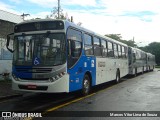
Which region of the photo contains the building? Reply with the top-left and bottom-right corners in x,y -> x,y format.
0,10 -> 23,78
0,9 -> 23,59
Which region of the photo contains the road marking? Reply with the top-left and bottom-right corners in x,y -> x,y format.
43,83 -> 118,116
43,93 -> 96,115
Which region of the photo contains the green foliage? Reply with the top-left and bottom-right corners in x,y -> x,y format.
48,6 -> 70,21
155,66 -> 160,68
139,42 -> 160,65
105,34 -> 122,41
105,34 -> 137,47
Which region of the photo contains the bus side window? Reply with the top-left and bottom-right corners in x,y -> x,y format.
125,47 -> 128,58
118,45 -> 122,58
84,34 -> 94,56
114,43 -> 118,58
133,53 -> 136,62
122,46 -> 125,58
94,37 -> 101,56
70,41 -> 81,57
101,39 -> 107,57
107,41 -> 114,57
67,28 -> 82,69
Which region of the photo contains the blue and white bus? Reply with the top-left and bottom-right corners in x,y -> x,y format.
6,19 -> 128,95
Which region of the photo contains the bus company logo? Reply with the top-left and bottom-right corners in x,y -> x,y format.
34,57 -> 40,65
2,112 -> 11,118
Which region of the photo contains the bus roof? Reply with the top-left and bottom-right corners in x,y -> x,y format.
16,19 -> 128,47
64,20 -> 128,47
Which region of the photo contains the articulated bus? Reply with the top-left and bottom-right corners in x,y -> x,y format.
146,53 -> 156,71
6,19 -> 129,95
128,47 -> 156,76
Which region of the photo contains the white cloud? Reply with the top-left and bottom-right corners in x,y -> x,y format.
63,0 -> 97,6
100,0 -> 160,15
9,0 -> 21,4
27,0 -> 97,7
65,7 -> 160,46
27,0 -> 57,8
0,1 -> 21,15
1,0 -> 160,46
63,0 -> 160,46
25,11 -> 50,19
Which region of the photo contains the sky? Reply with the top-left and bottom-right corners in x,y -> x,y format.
1,0 -> 160,46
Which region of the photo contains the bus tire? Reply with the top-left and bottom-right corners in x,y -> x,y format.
149,66 -> 150,71
134,68 -> 137,77
151,66 -> 154,71
142,67 -> 144,74
81,74 -> 91,96
115,70 -> 120,83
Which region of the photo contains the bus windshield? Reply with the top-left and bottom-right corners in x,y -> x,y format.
13,33 -> 66,66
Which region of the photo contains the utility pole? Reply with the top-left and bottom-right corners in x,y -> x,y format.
50,0 -> 63,19
58,0 -> 60,19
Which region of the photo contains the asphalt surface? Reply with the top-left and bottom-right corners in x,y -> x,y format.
0,69 -> 160,120
48,70 -> 160,111
0,80 -> 24,100
42,69 -> 160,120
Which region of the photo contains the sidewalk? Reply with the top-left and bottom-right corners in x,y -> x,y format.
0,80 -> 23,100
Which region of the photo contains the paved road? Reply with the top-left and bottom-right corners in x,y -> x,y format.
0,69 -> 160,120
43,69 -> 160,120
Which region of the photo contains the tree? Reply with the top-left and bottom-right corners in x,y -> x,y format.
140,42 -> 160,65
105,34 -> 122,41
47,0 -> 70,20
50,7 -> 64,20
105,34 -> 137,47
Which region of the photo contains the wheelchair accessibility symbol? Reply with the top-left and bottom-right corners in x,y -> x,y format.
34,57 -> 40,65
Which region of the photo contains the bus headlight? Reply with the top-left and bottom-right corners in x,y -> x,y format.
49,77 -> 56,82
49,72 -> 66,82
12,74 -> 20,81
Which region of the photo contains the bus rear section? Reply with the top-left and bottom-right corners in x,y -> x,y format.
146,53 -> 156,71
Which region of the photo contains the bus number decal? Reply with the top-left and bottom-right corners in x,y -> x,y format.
84,62 -> 87,67
91,60 -> 95,67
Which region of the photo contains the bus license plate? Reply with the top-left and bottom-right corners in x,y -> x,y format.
27,85 -> 37,89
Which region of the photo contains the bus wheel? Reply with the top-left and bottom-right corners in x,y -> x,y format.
134,68 -> 137,77
142,67 -> 144,74
115,70 -> 120,83
82,74 -> 91,96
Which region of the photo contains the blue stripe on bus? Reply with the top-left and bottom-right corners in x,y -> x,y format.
68,55 -> 96,92
12,66 -> 32,79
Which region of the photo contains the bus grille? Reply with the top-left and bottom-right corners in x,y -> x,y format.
15,67 -> 52,73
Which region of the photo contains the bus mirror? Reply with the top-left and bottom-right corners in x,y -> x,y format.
6,33 -> 14,53
6,35 -> 10,46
